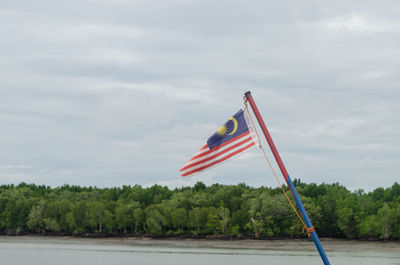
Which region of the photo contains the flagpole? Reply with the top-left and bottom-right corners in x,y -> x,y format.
244,91 -> 331,265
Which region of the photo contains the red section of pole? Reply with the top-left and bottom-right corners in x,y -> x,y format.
244,91 -> 289,183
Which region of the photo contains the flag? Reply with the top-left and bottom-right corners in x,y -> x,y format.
180,109 -> 259,177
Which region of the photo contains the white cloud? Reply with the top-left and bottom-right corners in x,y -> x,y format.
2,165 -> 33,169
319,13 -> 400,32
0,0 -> 399,191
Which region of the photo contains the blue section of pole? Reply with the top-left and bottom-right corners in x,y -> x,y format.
286,176 -> 331,265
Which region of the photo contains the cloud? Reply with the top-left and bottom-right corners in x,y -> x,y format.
2,165 -> 33,169
319,13 -> 400,32
0,1 -> 399,191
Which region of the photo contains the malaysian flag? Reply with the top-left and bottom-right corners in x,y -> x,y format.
180,109 -> 259,177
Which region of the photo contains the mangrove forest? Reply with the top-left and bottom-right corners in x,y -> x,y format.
0,181 -> 399,240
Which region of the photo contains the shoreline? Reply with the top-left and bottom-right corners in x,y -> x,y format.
1,231 -> 398,242
1,235 -> 399,252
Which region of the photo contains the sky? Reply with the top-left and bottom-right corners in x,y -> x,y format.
0,0 -> 399,191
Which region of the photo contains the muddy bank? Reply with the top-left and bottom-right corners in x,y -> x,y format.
1,235 -> 399,252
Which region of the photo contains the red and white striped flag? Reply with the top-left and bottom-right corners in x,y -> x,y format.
180,109 -> 259,177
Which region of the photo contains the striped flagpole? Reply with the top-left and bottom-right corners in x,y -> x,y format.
244,91 -> 331,265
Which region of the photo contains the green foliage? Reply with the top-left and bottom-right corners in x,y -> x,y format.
145,205 -> 166,235
44,218 -> 60,232
27,202 -> 45,233
0,181 -> 399,239
190,207 -> 210,233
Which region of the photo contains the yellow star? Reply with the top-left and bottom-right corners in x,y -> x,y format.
217,125 -> 228,137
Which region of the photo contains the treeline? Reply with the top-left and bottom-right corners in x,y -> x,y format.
0,181 -> 399,240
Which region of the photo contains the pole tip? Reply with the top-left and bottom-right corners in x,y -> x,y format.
244,91 -> 251,97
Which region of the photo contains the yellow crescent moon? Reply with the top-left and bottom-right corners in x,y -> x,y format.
228,117 -> 238,135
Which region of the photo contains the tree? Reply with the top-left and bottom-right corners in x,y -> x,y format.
72,201 -> 89,233
27,202 -> 46,233
190,207 -> 209,233
377,203 -> 396,240
44,218 -> 60,232
0,181 -> 399,240
133,208 -> 145,233
65,212 -> 76,232
115,202 -> 130,233
247,196 -> 265,238
57,199 -> 73,231
145,205 -> 166,235
316,185 -> 345,237
115,201 -> 141,233
170,208 -> 187,233
205,207 -> 219,234
5,197 -> 32,232
89,201 -> 107,232
219,207 -> 230,235
103,210 -> 115,232
359,215 -> 379,238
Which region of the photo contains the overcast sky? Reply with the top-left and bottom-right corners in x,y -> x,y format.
1,1 -> 399,191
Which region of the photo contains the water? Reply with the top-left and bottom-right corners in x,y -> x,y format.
1,237 -> 399,265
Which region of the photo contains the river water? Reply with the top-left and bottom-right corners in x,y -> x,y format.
1,237 -> 399,265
